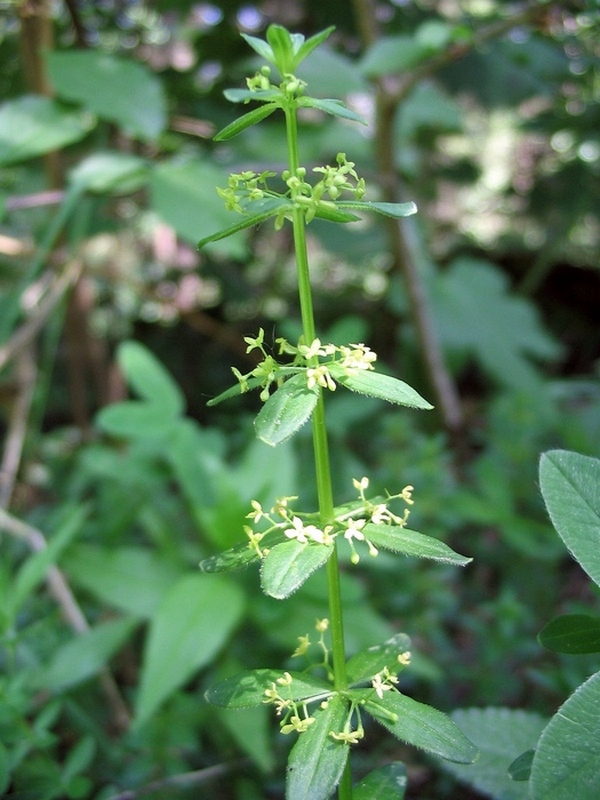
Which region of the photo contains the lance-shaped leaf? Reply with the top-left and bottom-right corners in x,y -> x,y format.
206,669 -> 333,709
354,762 -> 407,800
206,377 -> 264,407
214,103 -> 279,141
298,96 -> 367,124
198,202 -> 289,249
261,540 -> 333,599
199,541 -> 259,574
359,690 -> 478,764
240,32 -> 275,64
294,26 -> 336,69
255,374 -> 319,446
538,613 -> 600,655
223,88 -> 282,103
336,200 -> 417,219
346,633 -> 412,685
329,366 -> 433,410
313,204 -> 361,224
363,524 -> 471,566
267,25 -> 296,74
287,693 -> 350,800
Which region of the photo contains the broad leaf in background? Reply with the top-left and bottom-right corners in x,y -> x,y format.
0,95 -> 94,166
134,574 -> 244,727
432,257 -> 561,390
62,545 -> 184,618
116,340 -> 185,415
69,152 -> 149,194
539,450 -> 600,585
440,708 -> 547,799
151,158 -> 246,256
45,50 -> 166,141
530,670 -> 600,800
38,616 -> 139,691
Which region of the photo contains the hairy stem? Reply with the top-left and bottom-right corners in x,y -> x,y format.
285,103 -> 352,799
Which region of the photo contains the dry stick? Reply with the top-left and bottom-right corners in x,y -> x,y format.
0,346 -> 37,509
0,507 -> 132,732
351,0 -> 551,440
103,760 -> 250,800
352,0 -> 463,437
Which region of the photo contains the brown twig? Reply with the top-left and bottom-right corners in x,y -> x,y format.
0,346 -> 37,509
352,0 -> 464,437
0,260 -> 82,373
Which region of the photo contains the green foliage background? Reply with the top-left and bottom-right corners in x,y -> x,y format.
0,1 -> 599,798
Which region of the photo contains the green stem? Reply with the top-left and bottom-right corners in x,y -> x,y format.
285,102 -> 352,799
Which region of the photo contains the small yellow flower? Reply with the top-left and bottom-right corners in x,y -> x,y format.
281,715 -> 315,735
315,618 -> 329,633
329,728 -> 364,744
401,485 -> 415,505
398,651 -> 411,666
292,634 -> 311,657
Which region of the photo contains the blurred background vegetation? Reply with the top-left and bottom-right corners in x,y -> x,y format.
0,0 -> 599,798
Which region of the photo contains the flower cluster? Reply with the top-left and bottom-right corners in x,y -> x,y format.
216,150 -> 366,226
244,475 -> 416,565
230,329 -> 378,402
263,671 -> 317,734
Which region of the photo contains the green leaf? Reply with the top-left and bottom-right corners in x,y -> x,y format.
314,205 -> 361,224
335,200 -> 418,218
206,377 -> 265,407
61,736 -> 96,786
359,36 -> 430,77
206,669 -> 333,708
346,633 -> 412,685
509,749 -> 534,781
441,708 -> 547,800
539,450 -> 600,586
286,693 -> 350,800
261,540 -> 333,599
354,762 -> 407,800
539,614 -> 600,654
329,366 -> 433,410
151,158 -> 248,255
0,741 -> 9,796
298,97 -> 367,124
45,50 -> 166,141
223,88 -> 282,103
294,26 -> 336,70
134,574 -> 245,727
116,341 -> 184,416
63,544 -> 184,618
38,616 -> 139,691
240,33 -> 275,64
0,95 -> 94,166
362,690 -> 478,763
95,401 -> 177,439
200,541 -> 260,573
214,103 -> 279,141
267,25 -> 295,74
254,374 -> 319,446
432,258 -> 561,390
363,524 -> 471,566
530,670 -> 600,800
197,204 -> 289,249
68,151 -> 148,194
